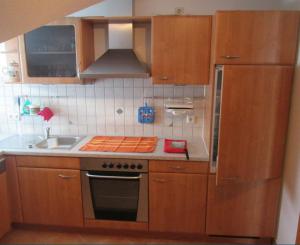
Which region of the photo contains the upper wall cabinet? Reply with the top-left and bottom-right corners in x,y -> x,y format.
214,11 -> 300,65
19,18 -> 94,83
152,16 -> 212,85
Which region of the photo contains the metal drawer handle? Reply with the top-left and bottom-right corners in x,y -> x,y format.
170,165 -> 185,170
159,76 -> 169,80
153,178 -> 167,183
58,174 -> 77,179
221,55 -> 240,59
86,173 -> 142,180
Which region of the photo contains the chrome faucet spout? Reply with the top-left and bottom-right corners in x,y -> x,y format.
45,127 -> 51,139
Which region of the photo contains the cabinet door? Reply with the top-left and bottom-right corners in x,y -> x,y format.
215,11 -> 299,65
152,16 -> 211,85
217,65 -> 293,184
18,167 -> 83,227
206,175 -> 281,237
149,172 -> 207,234
5,156 -> 23,223
297,216 -> 300,244
19,18 -> 94,83
0,171 -> 11,239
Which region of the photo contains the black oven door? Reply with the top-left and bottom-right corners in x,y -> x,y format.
81,171 -> 148,222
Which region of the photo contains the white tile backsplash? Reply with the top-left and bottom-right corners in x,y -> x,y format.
0,78 -> 206,140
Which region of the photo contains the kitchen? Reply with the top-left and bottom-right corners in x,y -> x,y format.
0,0 -> 300,244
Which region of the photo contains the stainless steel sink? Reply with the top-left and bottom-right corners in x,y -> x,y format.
35,136 -> 83,150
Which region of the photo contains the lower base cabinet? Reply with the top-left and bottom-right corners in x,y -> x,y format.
149,172 -> 207,234
0,171 -> 11,239
18,167 -> 83,227
206,175 -> 281,237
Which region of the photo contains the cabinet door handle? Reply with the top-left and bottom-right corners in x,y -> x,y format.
58,174 -> 76,179
159,76 -> 169,80
153,178 -> 168,183
169,165 -> 185,170
221,176 -> 239,182
221,55 -> 240,59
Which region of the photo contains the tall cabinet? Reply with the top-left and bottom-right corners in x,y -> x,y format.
207,11 -> 300,238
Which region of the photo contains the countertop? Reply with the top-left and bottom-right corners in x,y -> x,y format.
0,134 -> 209,162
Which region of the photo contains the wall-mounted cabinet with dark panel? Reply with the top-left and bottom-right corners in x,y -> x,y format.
19,18 -> 94,83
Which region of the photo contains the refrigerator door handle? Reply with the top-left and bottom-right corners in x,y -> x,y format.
210,65 -> 224,173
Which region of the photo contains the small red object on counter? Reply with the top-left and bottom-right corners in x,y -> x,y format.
164,139 -> 189,159
164,139 -> 189,160
164,139 -> 187,153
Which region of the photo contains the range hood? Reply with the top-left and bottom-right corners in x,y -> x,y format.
79,20 -> 149,79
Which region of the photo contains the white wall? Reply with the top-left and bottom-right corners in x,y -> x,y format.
70,0 -> 300,17
0,0 -> 101,42
134,0 -> 300,16
70,0 -> 132,17
276,39 -> 300,244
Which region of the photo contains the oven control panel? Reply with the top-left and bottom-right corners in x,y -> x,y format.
80,158 -> 148,173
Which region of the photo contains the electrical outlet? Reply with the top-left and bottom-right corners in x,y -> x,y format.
8,113 -> 20,121
116,107 -> 124,115
175,7 -> 184,15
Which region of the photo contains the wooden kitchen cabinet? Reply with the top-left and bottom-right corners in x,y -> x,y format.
149,172 -> 207,234
0,168 -> 11,239
297,216 -> 300,244
19,18 -> 94,83
152,16 -> 211,84
16,156 -> 80,169
206,175 -> 281,237
18,167 -> 83,227
217,65 -> 293,185
214,11 -> 300,65
5,156 -> 23,223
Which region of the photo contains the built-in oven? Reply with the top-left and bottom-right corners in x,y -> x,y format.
81,158 -> 148,223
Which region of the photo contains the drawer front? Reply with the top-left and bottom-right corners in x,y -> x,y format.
16,156 -> 80,169
149,160 -> 208,174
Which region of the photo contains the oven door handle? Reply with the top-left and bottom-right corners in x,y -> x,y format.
86,173 -> 142,180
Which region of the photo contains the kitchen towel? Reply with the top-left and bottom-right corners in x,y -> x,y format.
38,107 -> 54,121
80,136 -> 158,153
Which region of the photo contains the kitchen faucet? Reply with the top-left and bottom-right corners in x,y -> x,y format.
45,127 -> 51,139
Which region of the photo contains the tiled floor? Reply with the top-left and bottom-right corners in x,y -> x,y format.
0,228 -> 198,244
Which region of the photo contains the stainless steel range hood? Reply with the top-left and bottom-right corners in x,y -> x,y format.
79,21 -> 149,79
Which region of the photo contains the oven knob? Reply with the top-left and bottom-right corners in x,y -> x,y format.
109,163 -> 114,168
116,164 -> 122,169
130,164 -> 136,169
102,163 -> 108,168
123,164 -> 129,169
137,164 -> 143,169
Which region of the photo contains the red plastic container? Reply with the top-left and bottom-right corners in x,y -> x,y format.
164,139 -> 187,153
